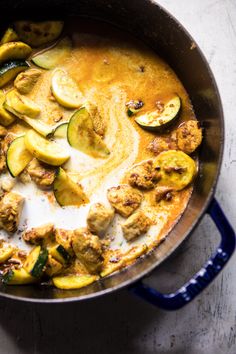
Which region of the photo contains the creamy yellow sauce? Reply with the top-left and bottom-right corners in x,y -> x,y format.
1,19 -> 195,274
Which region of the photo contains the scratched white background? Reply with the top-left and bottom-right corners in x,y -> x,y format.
0,0 -> 235,353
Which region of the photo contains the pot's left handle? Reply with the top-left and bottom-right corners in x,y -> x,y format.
129,198 -> 236,310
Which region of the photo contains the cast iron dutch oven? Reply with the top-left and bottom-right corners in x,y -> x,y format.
0,0 -> 235,310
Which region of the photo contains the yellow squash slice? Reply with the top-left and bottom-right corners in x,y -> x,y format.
5,90 -> 41,118
0,42 -> 32,65
67,108 -> 110,158
154,150 -> 197,190
24,130 -> 70,166
1,28 -> 19,44
7,135 -> 32,177
3,268 -> 36,285
32,37 -> 72,69
14,21 -> 64,47
52,274 -> 98,290
0,60 -> 29,88
51,68 -> 84,108
0,90 -> 15,126
0,246 -> 14,263
53,167 -> 89,207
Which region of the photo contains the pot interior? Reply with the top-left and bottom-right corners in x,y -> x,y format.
0,0 -> 223,302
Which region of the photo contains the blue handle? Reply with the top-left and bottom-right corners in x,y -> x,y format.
130,198 -> 236,310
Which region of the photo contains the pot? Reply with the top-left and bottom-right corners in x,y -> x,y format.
0,0 -> 235,309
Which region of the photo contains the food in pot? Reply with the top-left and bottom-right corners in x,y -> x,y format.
0,19 -> 203,290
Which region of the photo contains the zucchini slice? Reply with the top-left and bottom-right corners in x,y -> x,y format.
5,90 -> 41,118
32,37 -> 72,69
23,245 -> 48,278
0,90 -> 15,126
14,21 -> 64,47
135,96 -> 181,130
3,267 -> 36,285
54,122 -> 68,138
52,274 -> 99,290
154,150 -> 197,190
24,130 -> 70,166
51,68 -> 84,108
126,100 -> 144,117
54,167 -> 89,207
0,246 -> 14,263
49,244 -> 70,264
6,135 -> 32,177
67,108 -> 110,158
1,28 -> 19,44
45,255 -> 63,277
0,42 -> 31,65
0,60 -> 29,88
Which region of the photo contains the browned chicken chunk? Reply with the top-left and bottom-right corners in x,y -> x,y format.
128,160 -> 161,190
154,186 -> 173,202
27,158 -> 56,188
174,120 -> 202,154
107,184 -> 143,217
0,192 -> 24,233
72,228 -> 104,273
14,68 -> 42,94
23,223 -> 54,244
121,210 -> 152,241
147,136 -> 177,155
0,125 -> 7,137
55,228 -> 74,256
0,133 -> 15,173
87,203 -> 114,235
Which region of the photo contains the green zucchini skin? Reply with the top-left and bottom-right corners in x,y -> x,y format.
56,245 -> 70,262
0,60 -> 29,87
2,269 -> 14,284
24,246 -> 48,278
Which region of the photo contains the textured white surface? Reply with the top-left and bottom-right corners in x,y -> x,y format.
0,1 -> 235,353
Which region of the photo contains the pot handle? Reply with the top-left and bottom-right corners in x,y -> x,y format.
129,198 -> 236,310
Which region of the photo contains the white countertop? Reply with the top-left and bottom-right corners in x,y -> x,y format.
0,1 -> 235,353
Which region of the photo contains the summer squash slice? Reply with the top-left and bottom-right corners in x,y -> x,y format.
154,150 -> 197,190
4,90 -> 41,118
24,130 -> 70,166
0,42 -> 32,65
7,135 -> 32,177
0,60 -> 29,88
0,90 -> 16,126
3,268 -> 36,285
51,68 -> 84,108
53,167 -> 89,207
52,274 -> 99,290
49,244 -> 70,265
54,122 -> 68,138
135,95 -> 181,131
67,107 -> 110,158
0,246 -> 14,263
24,245 -> 48,278
14,21 -> 64,47
0,28 -> 19,44
32,37 -> 72,69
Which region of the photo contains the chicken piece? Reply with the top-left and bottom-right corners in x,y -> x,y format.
147,136 -> 177,155
45,254 -> 63,277
27,158 -> 56,188
0,192 -> 24,233
121,210 -> 152,241
86,101 -> 107,137
107,185 -> 143,217
0,133 -> 15,173
14,68 -> 42,94
87,203 -> 114,235
23,223 -> 55,245
0,174 -> 16,192
128,160 -> 161,190
174,120 -> 202,154
18,169 -> 31,184
72,228 -> 104,274
55,228 -> 74,256
154,186 -> 173,202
